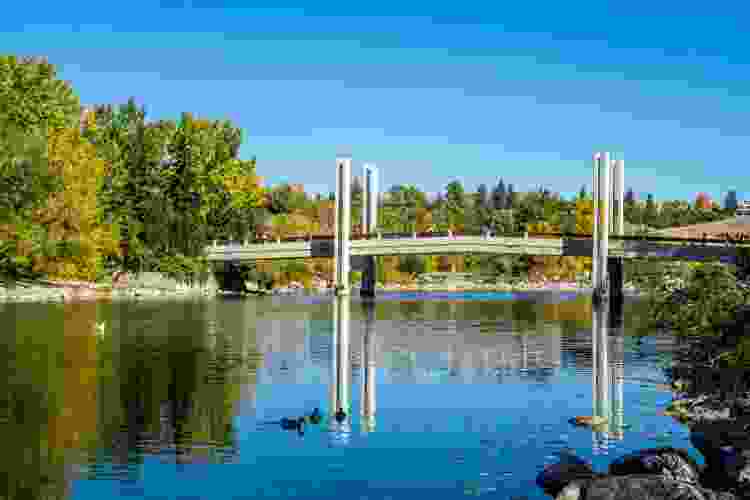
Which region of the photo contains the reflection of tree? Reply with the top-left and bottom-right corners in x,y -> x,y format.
0,304 -> 85,500
96,301 -> 255,470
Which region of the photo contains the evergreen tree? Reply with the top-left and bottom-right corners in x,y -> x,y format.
476,183 -> 489,209
725,190 -> 739,211
644,193 -> 658,224
624,187 -> 636,205
505,183 -> 514,210
579,184 -> 587,200
492,179 -> 506,210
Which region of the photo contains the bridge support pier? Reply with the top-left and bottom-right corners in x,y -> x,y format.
608,256 -> 624,312
592,153 -> 625,307
361,258 -> 377,297
334,156 -> 352,296
592,152 -> 610,304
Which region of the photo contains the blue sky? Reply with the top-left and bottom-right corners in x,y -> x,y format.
4,1 -> 749,202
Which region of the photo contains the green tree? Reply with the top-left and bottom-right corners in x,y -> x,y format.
0,56 -> 83,283
269,184 -> 291,214
445,180 -> 465,230
505,183 -> 516,210
398,254 -> 424,278
644,194 -> 658,226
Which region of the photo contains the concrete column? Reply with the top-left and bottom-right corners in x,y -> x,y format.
593,152 -> 610,302
361,163 -> 378,298
608,158 -> 625,307
334,157 -> 352,296
592,153 -> 600,291
360,300 -> 377,434
329,295 -> 352,444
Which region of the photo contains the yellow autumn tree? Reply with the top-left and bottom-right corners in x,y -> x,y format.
574,198 -> 595,277
31,112 -> 119,282
415,207 -> 432,232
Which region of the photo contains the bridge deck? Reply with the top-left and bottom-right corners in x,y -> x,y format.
205,235 -> 750,262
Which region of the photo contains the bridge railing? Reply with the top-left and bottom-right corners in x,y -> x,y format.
209,230 -> 749,247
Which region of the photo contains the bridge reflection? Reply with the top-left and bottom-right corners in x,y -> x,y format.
256,295 -> 627,449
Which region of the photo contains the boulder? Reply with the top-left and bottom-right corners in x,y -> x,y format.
556,474 -> 737,500
536,451 -> 598,498
607,447 -> 701,485
690,421 -> 750,494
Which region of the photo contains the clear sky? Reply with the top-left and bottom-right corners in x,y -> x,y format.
4,1 -> 749,202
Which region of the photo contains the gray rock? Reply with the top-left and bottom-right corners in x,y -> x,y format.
557,475 -> 737,500
536,451 -> 598,498
608,448 -> 702,485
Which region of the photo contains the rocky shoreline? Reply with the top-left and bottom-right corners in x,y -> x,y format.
539,349 -> 750,499
0,275 -> 648,302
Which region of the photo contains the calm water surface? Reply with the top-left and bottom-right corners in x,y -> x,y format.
1,292 -> 696,500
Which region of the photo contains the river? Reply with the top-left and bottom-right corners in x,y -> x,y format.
0,291 -> 697,500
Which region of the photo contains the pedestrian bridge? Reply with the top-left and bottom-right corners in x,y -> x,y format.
205,233 -> 750,264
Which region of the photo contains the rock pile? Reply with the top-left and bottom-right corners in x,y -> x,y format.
537,447 -> 746,500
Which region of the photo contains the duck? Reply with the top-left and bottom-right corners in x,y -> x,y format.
279,417 -> 305,434
568,415 -> 608,427
334,408 -> 347,423
307,407 -> 322,425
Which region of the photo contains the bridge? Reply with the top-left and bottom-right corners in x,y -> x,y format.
206,154 -> 750,302
205,232 -> 750,262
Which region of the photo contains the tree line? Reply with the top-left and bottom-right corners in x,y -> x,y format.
0,54 -> 738,288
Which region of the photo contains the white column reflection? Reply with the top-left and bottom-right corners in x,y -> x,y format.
329,295 -> 352,445
360,299 -> 377,434
609,306 -> 626,441
591,301 -> 611,454
590,299 -> 627,452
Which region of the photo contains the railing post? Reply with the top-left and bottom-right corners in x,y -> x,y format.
412,231 -> 417,239
213,240 -> 217,248
377,232 -> 382,240
276,237 -> 281,244
523,232 -> 528,240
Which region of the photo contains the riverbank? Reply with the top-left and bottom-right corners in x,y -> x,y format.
0,273 -> 648,302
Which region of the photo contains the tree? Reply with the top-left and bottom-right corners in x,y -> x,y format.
694,192 -> 712,210
492,179 -> 507,210
29,120 -> 119,281
505,183 -> 515,210
476,183 -> 489,210
579,184 -> 587,201
0,56 -> 81,282
0,56 -> 81,135
725,190 -> 739,211
351,176 -> 363,224
445,180 -> 465,209
644,194 -> 658,225
445,180 -> 465,231
269,184 -> 291,214
624,187 -> 636,206
398,255 -> 424,280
